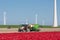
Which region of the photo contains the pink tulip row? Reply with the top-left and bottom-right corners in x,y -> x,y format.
0,32 -> 60,40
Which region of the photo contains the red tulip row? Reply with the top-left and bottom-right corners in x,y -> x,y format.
0,32 -> 60,40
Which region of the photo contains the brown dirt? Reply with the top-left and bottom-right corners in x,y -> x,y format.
0,28 -> 60,33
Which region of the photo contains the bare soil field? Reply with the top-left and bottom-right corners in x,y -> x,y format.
0,28 -> 18,33
0,28 -> 60,33
39,28 -> 60,32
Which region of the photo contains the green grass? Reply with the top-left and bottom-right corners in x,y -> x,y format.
0,25 -> 60,28
40,25 -> 60,28
0,25 -> 21,28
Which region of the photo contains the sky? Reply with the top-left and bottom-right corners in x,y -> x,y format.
0,0 -> 60,25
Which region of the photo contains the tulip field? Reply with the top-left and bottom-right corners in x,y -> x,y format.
0,32 -> 60,40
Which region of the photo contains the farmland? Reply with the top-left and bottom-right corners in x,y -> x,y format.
0,32 -> 60,40
0,25 -> 60,40
0,25 -> 60,33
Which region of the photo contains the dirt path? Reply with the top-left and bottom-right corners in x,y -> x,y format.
0,28 -> 60,33
39,28 -> 60,32
0,28 -> 18,33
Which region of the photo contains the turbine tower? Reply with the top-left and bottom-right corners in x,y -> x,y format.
4,11 -> 6,25
35,14 -> 38,24
26,19 -> 28,24
53,0 -> 58,27
42,20 -> 45,25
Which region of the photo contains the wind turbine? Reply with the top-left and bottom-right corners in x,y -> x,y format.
26,19 -> 28,24
53,0 -> 58,27
4,11 -> 6,25
35,14 -> 38,24
42,20 -> 45,25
